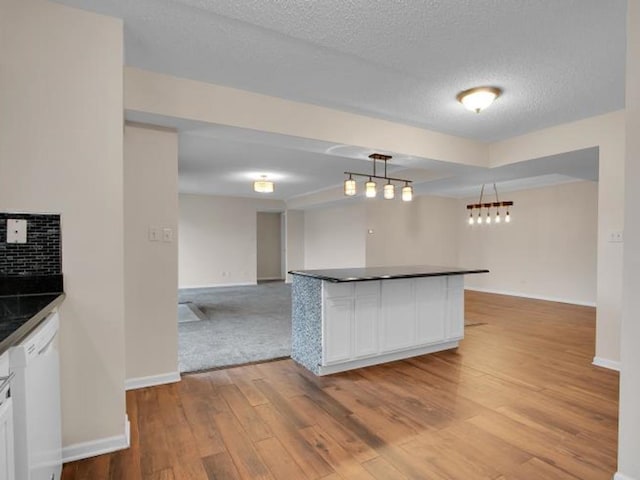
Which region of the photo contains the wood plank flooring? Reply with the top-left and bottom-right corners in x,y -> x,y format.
62,291 -> 619,479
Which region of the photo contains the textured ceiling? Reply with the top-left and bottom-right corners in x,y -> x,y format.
56,0 -> 613,205
55,0 -> 626,141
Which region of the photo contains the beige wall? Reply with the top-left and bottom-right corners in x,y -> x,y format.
304,203 -> 367,269
365,196 -> 460,267
459,181 -> 598,305
284,210 -> 305,282
124,68 -> 487,167
491,111 -> 625,365
617,1 -> 640,478
0,0 -> 126,448
179,194 -> 284,288
301,184 -> 597,310
257,212 -> 282,280
124,124 -> 179,382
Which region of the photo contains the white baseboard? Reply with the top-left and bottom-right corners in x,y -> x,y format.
593,356 -> 621,372
62,414 -> 130,463
464,287 -> 596,307
125,371 -> 181,391
257,277 -> 284,281
315,340 -> 460,376
614,473 -> 638,480
179,282 -> 256,290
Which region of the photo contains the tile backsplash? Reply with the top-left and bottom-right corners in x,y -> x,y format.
0,213 -> 62,276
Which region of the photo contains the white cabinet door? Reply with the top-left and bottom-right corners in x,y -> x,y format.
380,279 -> 416,351
354,295 -> 378,357
446,276 -> 465,339
324,282 -> 353,299
0,396 -> 15,480
416,277 -> 447,344
323,298 -> 353,364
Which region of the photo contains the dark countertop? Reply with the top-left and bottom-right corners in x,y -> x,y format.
289,265 -> 489,283
0,293 -> 65,355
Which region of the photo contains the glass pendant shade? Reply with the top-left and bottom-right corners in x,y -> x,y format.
505,210 -> 511,223
401,184 -> 413,202
383,182 -> 395,200
468,213 -> 474,225
495,211 -> 501,223
344,177 -> 357,196
253,176 -> 274,193
365,179 -> 377,198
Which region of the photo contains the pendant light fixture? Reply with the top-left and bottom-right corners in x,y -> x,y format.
365,178 -> 377,198
383,181 -> 395,200
344,175 -> 356,196
343,154 -> 413,202
457,86 -> 502,113
402,182 -> 413,202
466,183 -> 513,226
253,175 -> 274,193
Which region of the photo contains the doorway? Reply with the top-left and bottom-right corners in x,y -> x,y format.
256,211 -> 284,282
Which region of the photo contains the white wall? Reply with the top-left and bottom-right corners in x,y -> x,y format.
365,196 -> 460,267
284,210 -> 305,282
617,1 -> 640,478
0,0 -> 126,450
124,124 -> 179,384
256,212 -> 282,280
304,203 -> 367,269
459,181 -> 598,306
179,194 -> 284,288
490,111 -> 625,365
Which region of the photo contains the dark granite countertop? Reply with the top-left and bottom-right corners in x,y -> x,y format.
289,265 -> 489,283
0,273 -> 65,355
0,293 -> 65,355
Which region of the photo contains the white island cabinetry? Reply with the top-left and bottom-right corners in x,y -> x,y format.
291,266 -> 487,376
321,276 -> 463,374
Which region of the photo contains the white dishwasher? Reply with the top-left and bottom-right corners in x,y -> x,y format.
0,351 -> 15,480
10,312 -> 62,480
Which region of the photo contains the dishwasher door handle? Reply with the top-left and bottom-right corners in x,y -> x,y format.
0,372 -> 15,392
38,334 -> 56,355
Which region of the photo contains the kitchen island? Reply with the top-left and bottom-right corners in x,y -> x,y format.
289,265 -> 488,375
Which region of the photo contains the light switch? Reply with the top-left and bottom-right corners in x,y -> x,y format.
148,227 -> 160,242
162,228 -> 173,242
608,231 -> 624,243
7,219 -> 27,243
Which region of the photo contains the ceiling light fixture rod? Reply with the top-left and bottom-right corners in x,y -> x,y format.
343,171 -> 412,184
465,201 -> 514,209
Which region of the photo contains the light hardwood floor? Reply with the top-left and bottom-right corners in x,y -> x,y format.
62,291 -> 619,479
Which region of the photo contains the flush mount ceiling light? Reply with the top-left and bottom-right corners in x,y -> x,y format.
253,175 -> 274,193
456,86 -> 502,113
344,154 -> 413,202
467,183 -> 513,225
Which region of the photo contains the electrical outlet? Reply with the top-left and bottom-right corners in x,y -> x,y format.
7,219 -> 27,243
162,228 -> 173,242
